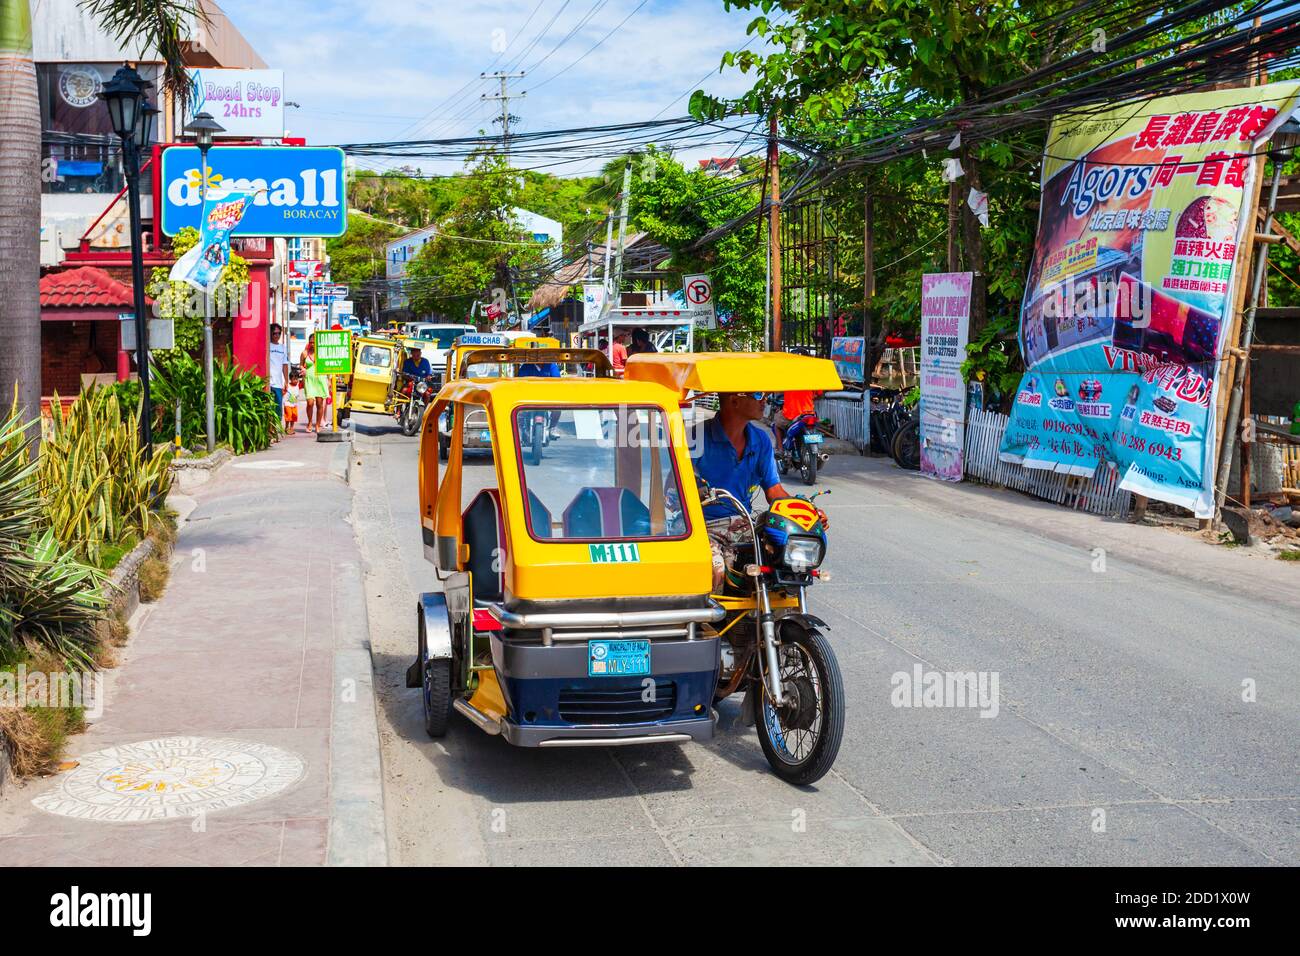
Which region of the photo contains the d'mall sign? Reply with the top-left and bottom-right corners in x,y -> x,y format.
161,146 -> 347,238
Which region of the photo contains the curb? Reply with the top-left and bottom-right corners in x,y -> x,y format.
169,447 -> 232,493
104,535 -> 159,626
327,443 -> 388,866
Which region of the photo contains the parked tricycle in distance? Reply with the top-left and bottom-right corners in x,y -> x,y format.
407,351 -> 846,784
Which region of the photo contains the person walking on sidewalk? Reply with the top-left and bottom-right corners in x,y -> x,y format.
268,323 -> 290,412
302,335 -> 329,433
283,370 -> 302,435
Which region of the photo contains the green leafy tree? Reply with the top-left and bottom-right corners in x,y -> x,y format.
628,148 -> 768,347
146,227 -> 249,354
405,148 -> 547,321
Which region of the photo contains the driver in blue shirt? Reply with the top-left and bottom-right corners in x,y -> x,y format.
401,347 -> 432,381
690,391 -> 791,590
517,360 -> 562,438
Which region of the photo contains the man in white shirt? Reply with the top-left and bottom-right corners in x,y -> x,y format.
268,323 -> 290,415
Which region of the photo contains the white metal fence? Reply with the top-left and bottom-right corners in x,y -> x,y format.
815,393 -> 868,449
963,407 -> 1132,518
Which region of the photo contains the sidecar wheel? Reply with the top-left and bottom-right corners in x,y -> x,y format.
419,618 -> 453,737
754,624 -> 844,786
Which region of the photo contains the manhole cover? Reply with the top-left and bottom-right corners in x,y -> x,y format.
232,460 -> 305,470
32,736 -> 305,823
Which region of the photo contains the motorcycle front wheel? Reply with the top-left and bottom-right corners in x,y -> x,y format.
529,418 -> 544,465
754,623 -> 844,786
402,403 -> 421,436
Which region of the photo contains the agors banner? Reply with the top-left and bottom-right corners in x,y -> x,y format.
999,83 -> 1300,517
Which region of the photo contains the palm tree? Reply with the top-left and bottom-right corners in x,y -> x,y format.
0,0 -> 195,430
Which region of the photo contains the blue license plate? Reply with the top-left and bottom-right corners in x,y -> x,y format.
588,640 -> 650,677
803,432 -> 824,444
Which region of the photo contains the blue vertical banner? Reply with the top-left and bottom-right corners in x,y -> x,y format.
169,190 -> 258,292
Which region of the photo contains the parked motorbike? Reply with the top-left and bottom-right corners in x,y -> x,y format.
870,387 -> 920,470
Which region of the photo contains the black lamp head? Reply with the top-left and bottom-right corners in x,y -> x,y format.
99,65 -> 145,140
185,110 -> 226,149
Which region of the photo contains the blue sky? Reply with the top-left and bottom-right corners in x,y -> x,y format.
218,0 -> 771,177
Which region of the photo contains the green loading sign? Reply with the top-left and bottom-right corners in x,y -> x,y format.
314,330 -> 353,375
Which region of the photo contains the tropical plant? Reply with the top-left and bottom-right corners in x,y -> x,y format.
960,313 -> 1023,409
0,0 -> 198,434
38,388 -> 172,567
3,530 -> 107,668
0,405 -> 107,667
147,226 -> 251,353
150,351 -> 281,454
0,403 -> 41,595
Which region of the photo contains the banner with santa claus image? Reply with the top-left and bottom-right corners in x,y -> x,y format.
999,82 -> 1300,517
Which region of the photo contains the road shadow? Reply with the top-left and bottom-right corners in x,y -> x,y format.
369,646 -> 794,807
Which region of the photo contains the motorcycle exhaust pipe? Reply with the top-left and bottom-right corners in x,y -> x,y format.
818,452 -> 830,463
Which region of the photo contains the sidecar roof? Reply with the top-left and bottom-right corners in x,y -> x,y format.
624,352 -> 843,398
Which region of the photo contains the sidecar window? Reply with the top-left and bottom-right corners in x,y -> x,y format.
513,405 -> 688,543
359,345 -> 391,367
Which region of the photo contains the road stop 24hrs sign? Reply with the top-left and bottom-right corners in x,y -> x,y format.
313,330 -> 352,375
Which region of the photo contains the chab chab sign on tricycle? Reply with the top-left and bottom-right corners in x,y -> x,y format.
313,331 -> 352,375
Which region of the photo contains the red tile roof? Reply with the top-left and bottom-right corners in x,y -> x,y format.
40,266 -> 151,309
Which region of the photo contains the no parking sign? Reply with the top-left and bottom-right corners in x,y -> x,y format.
683,273 -> 715,328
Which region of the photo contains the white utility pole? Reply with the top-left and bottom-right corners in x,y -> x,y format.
610,163 -> 633,308
481,71 -> 526,164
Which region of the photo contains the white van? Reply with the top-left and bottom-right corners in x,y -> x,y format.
409,323 -> 476,380
287,319 -> 313,365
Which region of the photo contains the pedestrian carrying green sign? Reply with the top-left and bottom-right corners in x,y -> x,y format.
314,330 -> 352,375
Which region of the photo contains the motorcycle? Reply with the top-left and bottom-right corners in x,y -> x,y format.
771,400 -> 828,486
870,387 -> 920,471
409,350 -> 846,785
399,373 -> 437,437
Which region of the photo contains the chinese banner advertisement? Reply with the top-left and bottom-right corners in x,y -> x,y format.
921,272 -> 972,481
999,83 -> 1300,516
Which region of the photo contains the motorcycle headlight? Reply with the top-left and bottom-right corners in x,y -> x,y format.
783,535 -> 824,571
416,382 -> 428,394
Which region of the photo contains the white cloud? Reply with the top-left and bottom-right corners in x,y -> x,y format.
216,0 -> 773,173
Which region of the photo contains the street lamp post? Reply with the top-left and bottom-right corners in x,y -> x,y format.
184,111 -> 226,453
100,66 -> 159,459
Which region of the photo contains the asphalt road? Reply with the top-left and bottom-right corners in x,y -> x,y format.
349,412 -> 1299,866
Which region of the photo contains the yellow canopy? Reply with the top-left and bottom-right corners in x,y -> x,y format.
624,352 -> 843,398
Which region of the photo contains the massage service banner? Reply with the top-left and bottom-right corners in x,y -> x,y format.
999,83 -> 1300,517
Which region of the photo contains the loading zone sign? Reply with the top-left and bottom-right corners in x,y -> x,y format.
683,273 -> 715,328
313,330 -> 352,375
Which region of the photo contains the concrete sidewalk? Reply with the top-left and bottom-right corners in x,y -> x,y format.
0,431 -> 386,866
